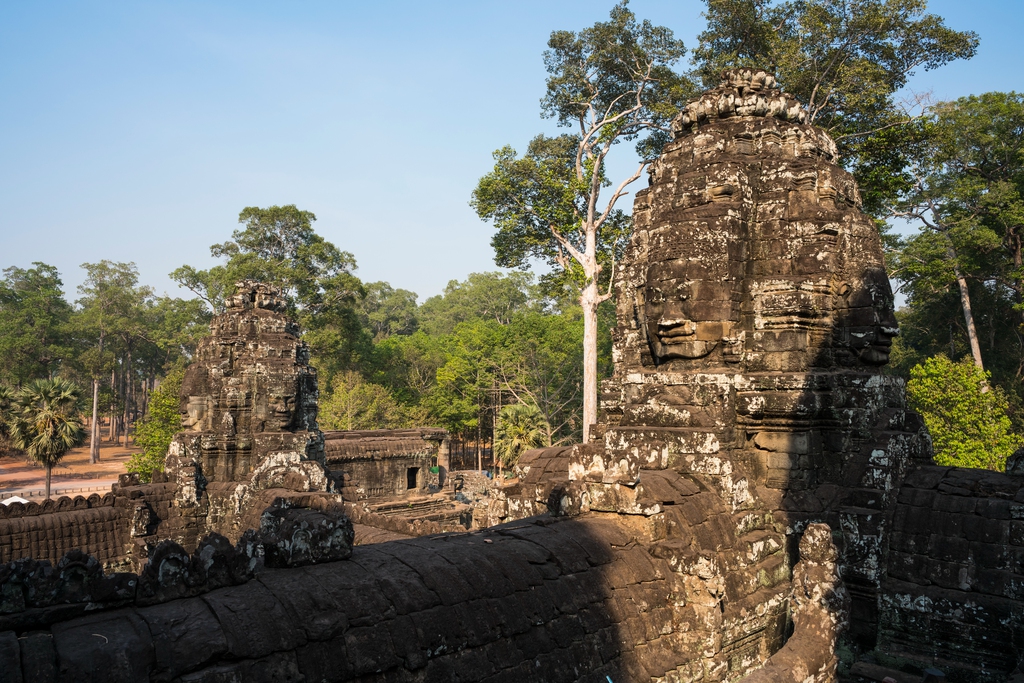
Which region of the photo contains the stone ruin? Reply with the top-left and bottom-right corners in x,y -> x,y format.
1,70 -> 1023,682
0,281 -> 353,567
323,427 -> 473,541
163,281 -> 334,548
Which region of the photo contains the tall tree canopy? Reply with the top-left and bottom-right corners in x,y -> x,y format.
358,282 -> 420,342
893,92 -> 1024,423
77,261 -> 152,462
473,2 -> 691,442
0,263 -> 74,385
171,205 -> 361,314
693,0 -> 978,214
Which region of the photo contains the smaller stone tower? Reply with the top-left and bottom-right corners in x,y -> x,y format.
164,281 -> 332,546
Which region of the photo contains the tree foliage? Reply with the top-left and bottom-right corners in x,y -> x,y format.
0,263 -> 75,385
907,355 -> 1022,470
473,2 -> 691,441
171,205 -> 360,313
363,273 -> 590,448
7,378 -> 86,499
320,371 -> 415,431
358,282 -> 419,341
173,205 -> 371,383
893,92 -> 1024,427
693,0 -> 978,214
129,370 -> 183,482
494,402 -> 550,472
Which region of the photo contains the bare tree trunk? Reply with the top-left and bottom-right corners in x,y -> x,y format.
108,368 -> 116,443
1013,229 -> 1023,330
90,378 -> 100,463
89,331 -> 104,464
951,255 -> 984,371
476,417 -> 482,472
45,465 -> 51,500
581,279 -> 600,444
122,348 -> 131,447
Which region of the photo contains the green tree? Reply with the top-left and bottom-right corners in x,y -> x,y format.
320,371 -> 411,431
494,402 -> 550,476
894,93 -> 1024,386
171,205 -> 360,314
77,261 -> 149,463
426,321 -> 500,468
358,282 -> 419,341
418,272 -> 537,336
0,263 -> 74,385
368,273 -> 595,450
7,378 -> 86,499
490,309 -> 584,445
129,370 -> 183,483
0,383 -> 13,454
472,3 -> 690,443
907,355 -> 1022,470
692,0 -> 978,215
145,296 -> 211,371
372,330 -> 448,407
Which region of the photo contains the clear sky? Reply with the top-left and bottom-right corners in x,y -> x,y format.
1,1 -> 1021,303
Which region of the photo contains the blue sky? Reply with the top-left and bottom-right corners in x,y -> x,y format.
1,1 -> 1021,303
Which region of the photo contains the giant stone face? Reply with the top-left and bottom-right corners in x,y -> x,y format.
618,74 -> 900,374
591,68 -> 929,649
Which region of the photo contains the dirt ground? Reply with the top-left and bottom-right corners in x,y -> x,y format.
0,436 -> 140,501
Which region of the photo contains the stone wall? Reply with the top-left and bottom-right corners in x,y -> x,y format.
0,494 -> 127,567
876,465 -> 1024,679
324,428 -> 448,500
488,446 -> 573,525
0,494 -> 352,637
0,512 -> 844,683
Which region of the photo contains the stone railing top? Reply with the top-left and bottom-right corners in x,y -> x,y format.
0,492 -> 117,519
0,496 -> 354,631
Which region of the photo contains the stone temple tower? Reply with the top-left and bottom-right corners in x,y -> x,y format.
163,281 -> 332,547
577,68 -> 931,647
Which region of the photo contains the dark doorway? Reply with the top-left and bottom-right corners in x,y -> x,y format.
407,467 -> 419,490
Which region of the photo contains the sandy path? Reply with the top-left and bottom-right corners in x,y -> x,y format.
0,437 -> 140,500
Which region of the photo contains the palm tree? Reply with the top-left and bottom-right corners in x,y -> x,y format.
8,378 -> 86,499
0,384 -> 13,453
493,402 -> 549,478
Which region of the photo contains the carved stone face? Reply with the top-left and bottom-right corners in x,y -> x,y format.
642,260 -> 734,362
182,396 -> 211,431
266,389 -> 298,430
837,267 -> 899,365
